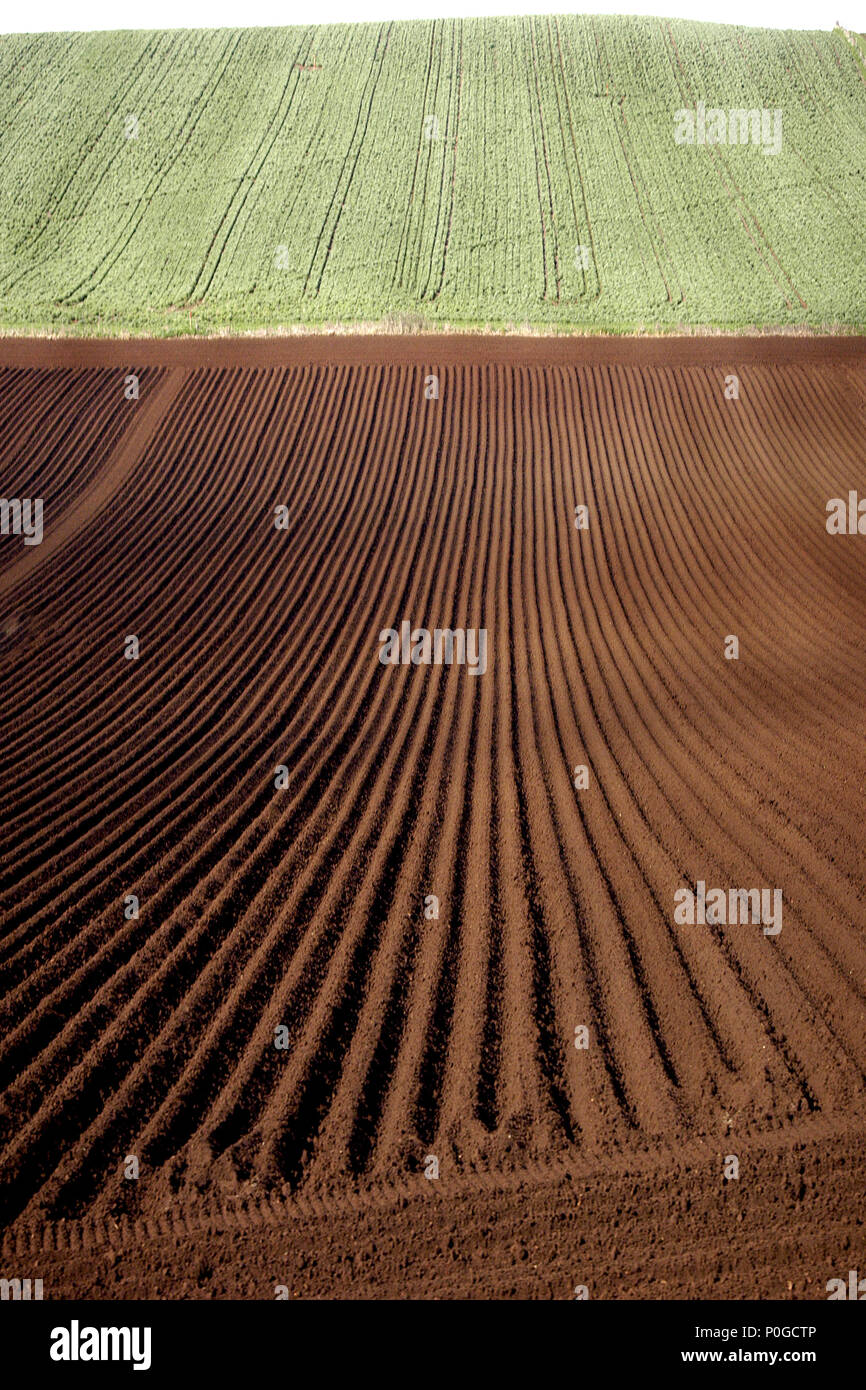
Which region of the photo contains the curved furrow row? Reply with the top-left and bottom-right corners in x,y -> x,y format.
533,368 -> 743,1123
550,368 -> 806,1111
129,363 -> 471,1195
0,361 -> 467,1217
0,368 -> 164,582
577,366 -> 864,1102
0,364 -> 363,912
0,364 -> 418,1132
0,353 -> 863,1231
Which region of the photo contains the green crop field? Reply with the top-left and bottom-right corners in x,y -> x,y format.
0,16 -> 864,335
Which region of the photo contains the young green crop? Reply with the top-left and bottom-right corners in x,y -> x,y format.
0,16 -> 862,335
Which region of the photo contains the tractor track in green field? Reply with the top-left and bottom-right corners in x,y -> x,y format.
0,17 -> 862,334
187,28 -> 313,304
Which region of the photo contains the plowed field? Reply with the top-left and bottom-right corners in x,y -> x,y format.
1,336 -> 864,1298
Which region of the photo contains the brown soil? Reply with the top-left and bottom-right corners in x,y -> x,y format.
1,336 -> 864,1299
0,333 -> 863,370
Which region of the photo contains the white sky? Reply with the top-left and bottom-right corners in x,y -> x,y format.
0,2 -> 854,37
